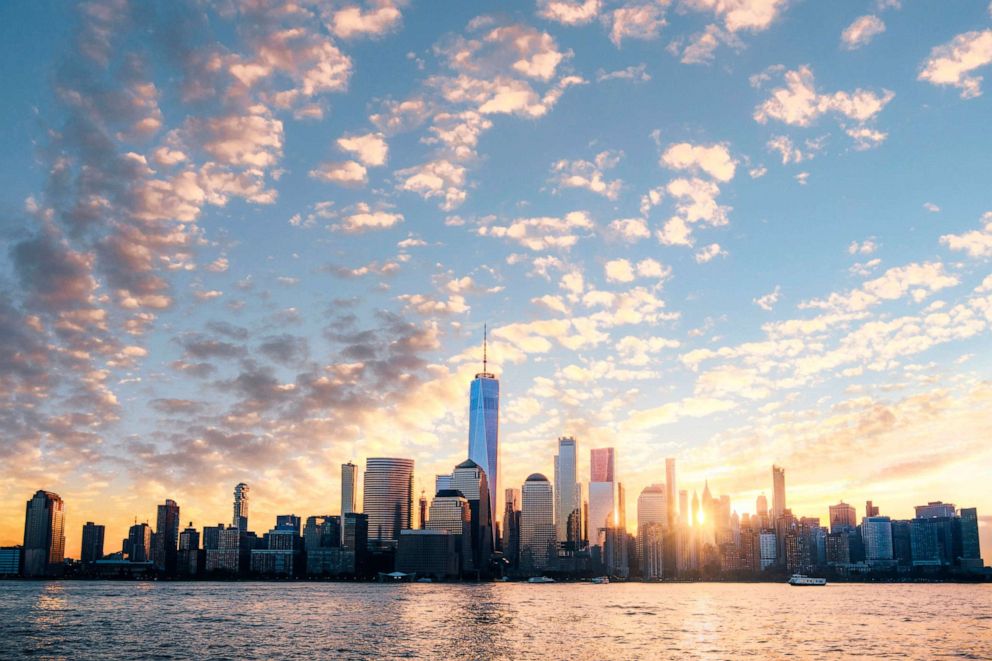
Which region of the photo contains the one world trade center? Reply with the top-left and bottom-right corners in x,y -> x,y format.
468,326 -> 499,548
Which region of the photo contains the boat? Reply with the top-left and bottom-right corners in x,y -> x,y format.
788,574 -> 827,586
590,576 -> 610,584
527,576 -> 555,583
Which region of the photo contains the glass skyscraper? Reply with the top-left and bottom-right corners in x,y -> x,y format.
467,331 -> 499,547
554,437 -> 580,547
23,490 -> 65,577
363,457 -> 415,544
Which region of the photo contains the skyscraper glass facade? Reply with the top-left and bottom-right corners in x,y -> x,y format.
468,371 -> 499,538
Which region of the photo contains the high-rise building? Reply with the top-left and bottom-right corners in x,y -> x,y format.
637,484 -> 666,567
341,462 -> 357,515
233,483 -> 250,531
127,523 -> 152,563
427,490 -> 471,535
23,490 -> 65,578
862,516 -> 893,566
915,501 -> 956,519
363,457 -> 415,545
829,502 -> 857,533
588,447 -> 617,549
447,459 -> 493,573
959,507 -> 982,567
665,458 -> 677,528
679,490 -> 689,526
554,437 -> 580,548
640,522 -> 665,579
177,523 -> 201,576
520,473 -> 555,571
759,531 -> 777,570
418,491 -> 428,529
80,522 -> 105,565
866,500 -> 879,518
395,530 -> 461,579
756,493 -> 768,519
771,466 -> 786,519
502,488 -> 521,569
467,328 -> 499,547
154,499 -> 180,575
0,547 -> 22,577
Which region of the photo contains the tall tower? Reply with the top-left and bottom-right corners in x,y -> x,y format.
467,326 -> 499,547
554,436 -> 580,547
588,447 -> 616,549
665,458 -> 677,528
341,462 -> 357,515
363,458 -> 415,544
233,483 -> 250,531
23,490 -> 65,577
520,474 -> 555,571
155,499 -> 181,575
80,522 -> 105,565
771,466 -> 786,519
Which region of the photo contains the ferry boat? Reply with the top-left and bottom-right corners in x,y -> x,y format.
527,576 -> 555,583
788,574 -> 827,586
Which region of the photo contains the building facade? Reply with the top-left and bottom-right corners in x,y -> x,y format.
363,457 -> 415,545
520,473 -> 555,571
23,490 -> 65,578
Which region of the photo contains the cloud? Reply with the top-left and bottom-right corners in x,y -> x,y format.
395,159 -> 467,210
478,211 -> 594,251
680,0 -> 790,32
608,3 -> 667,46
328,2 -> 405,40
940,212 -> 992,258
848,238 -> 878,256
605,259 -> 636,283
841,15 -> 885,50
337,132 -> 389,166
753,65 -> 894,138
694,242 -> 727,263
309,160 -> 368,185
657,177 -> 730,247
550,150 -> 623,199
661,142 -> 737,182
754,285 -> 781,311
671,24 -> 742,65
609,218 -> 651,242
802,261 -> 960,312
624,395 -> 738,431
918,29 -> 992,99
333,203 -> 404,233
537,0 -> 601,25
923,202 -> 941,213
596,64 -> 650,83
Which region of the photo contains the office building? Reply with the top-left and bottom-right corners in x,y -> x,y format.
637,483 -> 666,570
205,524 -> 246,574
395,530 -> 460,579
177,524 -> 201,576
866,500 -> 879,518
80,522 -> 105,565
233,483 -> 250,531
363,457 -> 415,545
126,522 -> 152,563
588,447 -> 617,550
154,499 -> 180,575
640,522 -> 664,578
665,458 -> 677,528
554,437 -> 581,549
915,501 -> 956,519
829,502 -> 857,533
467,330 -> 500,549
341,462 -> 357,515
427,490 -> 470,536
23,490 -> 65,578
771,466 -> 786,519
759,531 -> 777,570
502,488 -> 521,568
862,516 -> 894,566
0,547 -> 22,576
520,473 -> 555,571
959,507 -> 982,568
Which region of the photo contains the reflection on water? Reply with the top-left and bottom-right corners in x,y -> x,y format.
0,581 -> 990,660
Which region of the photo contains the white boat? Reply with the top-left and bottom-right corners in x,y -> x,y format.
590,576 -> 610,584
527,576 -> 555,583
788,574 -> 827,586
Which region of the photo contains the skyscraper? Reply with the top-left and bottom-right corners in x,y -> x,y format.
447,459 -> 493,572
679,490 -> 689,526
154,499 -> 180,575
23,490 -> 65,577
80,521 -> 105,565
665,458 -> 677,528
502,488 -> 521,569
862,516 -> 894,566
866,500 -> 879,518
467,328 -> 499,546
363,457 -> 415,544
588,447 -> 617,550
771,465 -> 786,519
341,462 -> 357,515
233,483 -> 250,531
554,436 -> 580,547
127,522 -> 152,563
637,484 -> 666,578
520,473 -> 555,571
756,493 -> 768,519
829,502 -> 857,533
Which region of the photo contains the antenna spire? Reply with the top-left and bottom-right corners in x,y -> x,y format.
483,323 -> 488,373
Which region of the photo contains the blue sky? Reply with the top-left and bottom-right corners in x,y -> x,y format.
0,0 -> 990,557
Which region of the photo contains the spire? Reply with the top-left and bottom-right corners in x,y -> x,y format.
483,323 -> 487,374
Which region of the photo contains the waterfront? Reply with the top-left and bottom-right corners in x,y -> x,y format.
0,582 -> 989,659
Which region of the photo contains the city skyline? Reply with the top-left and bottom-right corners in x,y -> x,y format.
1,0 -> 991,563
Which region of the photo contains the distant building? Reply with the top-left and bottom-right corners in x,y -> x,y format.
915,501 -> 956,519
251,516 -> 301,577
640,522 -> 664,578
447,459 -> 492,573
395,530 -> 460,579
233,483 -> 250,531
80,522 -> 105,565
665,458 -> 677,529
910,517 -> 957,567
866,501 -> 879,518
467,332 -> 499,552
826,532 -> 850,565
341,462 -> 357,515
588,448 -> 617,551
771,466 -> 786,519
890,520 -> 913,567
305,514 -> 358,576
154,499 -> 180,575
862,516 -> 894,566
829,502 -> 857,533
959,508 -> 983,569
502,488 -> 521,569
205,525 -> 246,574
363,457 -> 415,545
554,437 -> 581,550
177,524 -> 201,576
0,546 -> 22,576
520,473 -> 555,571
23,490 -> 65,577
759,531 -> 777,570
637,484 -> 665,574
126,523 -> 152,563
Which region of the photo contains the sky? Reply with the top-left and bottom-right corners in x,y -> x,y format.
0,0 -> 990,560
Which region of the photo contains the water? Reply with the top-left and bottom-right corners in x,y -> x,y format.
0,581 -> 989,659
